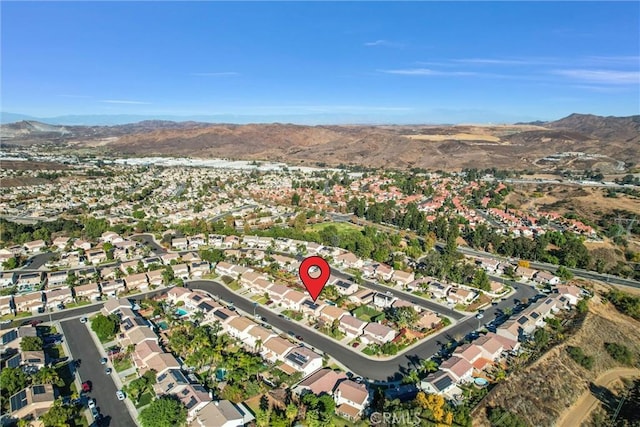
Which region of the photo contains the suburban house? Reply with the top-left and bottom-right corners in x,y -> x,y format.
171,263 -> 191,280
46,271 -> 68,289
132,340 -> 164,371
334,280 -> 359,296
210,308 -> 239,327
293,368 -> 347,396
9,384 -> 56,420
439,356 -> 474,383
86,249 -> 107,265
23,240 -> 47,253
282,346 -> 323,377
338,315 -> 367,339
144,269 -> 163,287
334,380 -> 370,421
245,325 -> 276,352
447,288 -> 478,305
167,287 -> 192,305
516,266 -> 537,281
125,272 -> 149,291
392,270 -> 415,286
361,322 -> 396,345
335,252 -> 363,269
176,384 -> 212,423
373,292 -> 396,309
144,352 -> 181,377
319,305 -> 347,324
477,257 -> 501,273
416,311 -> 441,330
225,316 -> 256,343
100,279 -> 125,297
427,282 -> 451,299
189,261 -> 210,278
45,288 -> 73,306
16,273 -> 43,292
172,237 -> 189,250
374,263 -> 394,281
0,295 -> 14,316
189,400 -> 255,427
260,336 -> 296,364
52,236 -> 70,250
281,289 -> 307,311
349,289 -> 375,305
534,271 -> 561,285
556,285 -> 582,306
73,239 -> 92,251
420,371 -> 459,397
0,272 -> 15,289
161,252 -> 181,265
14,292 -> 43,313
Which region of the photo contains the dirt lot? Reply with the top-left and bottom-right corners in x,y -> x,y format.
472,292 -> 640,426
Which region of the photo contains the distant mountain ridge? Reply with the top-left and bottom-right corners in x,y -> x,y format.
1,113 -> 638,172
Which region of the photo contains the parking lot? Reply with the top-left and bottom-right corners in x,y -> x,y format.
59,319 -> 136,427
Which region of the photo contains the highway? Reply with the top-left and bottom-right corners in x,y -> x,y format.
330,213 -> 640,289
188,278 -> 539,382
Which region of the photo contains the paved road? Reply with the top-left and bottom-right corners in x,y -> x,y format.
330,269 -> 465,321
60,319 -> 137,427
189,279 -> 539,382
23,251 -> 56,269
130,234 -> 166,255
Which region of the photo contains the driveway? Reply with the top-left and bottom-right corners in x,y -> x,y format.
60,319 -> 137,427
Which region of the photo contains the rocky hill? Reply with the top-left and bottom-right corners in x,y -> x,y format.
1,114 -> 638,171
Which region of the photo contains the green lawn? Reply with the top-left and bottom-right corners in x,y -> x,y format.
0,311 -> 31,321
226,280 -> 241,291
353,305 -> 383,322
251,295 -> 268,304
306,222 -> 362,233
65,300 -> 92,310
114,357 -> 133,372
362,346 -> 377,356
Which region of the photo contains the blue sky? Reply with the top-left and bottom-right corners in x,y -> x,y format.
2,1 -> 639,124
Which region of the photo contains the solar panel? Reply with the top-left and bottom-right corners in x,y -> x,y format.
434,375 -> 453,391
10,390 -> 27,411
214,310 -> 229,320
517,317 -> 528,325
33,385 -> 46,394
285,352 -> 308,366
7,354 -> 21,368
1,330 -> 18,344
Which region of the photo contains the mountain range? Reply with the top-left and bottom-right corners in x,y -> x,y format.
1,113 -> 638,172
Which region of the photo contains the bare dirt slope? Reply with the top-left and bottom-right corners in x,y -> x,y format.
2,114 -> 638,171
556,367 -> 640,427
472,296 -> 640,427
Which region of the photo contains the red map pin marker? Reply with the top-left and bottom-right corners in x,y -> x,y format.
299,256 -> 331,302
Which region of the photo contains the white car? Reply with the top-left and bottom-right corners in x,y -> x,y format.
88,399 -> 96,409
116,390 -> 125,401
80,317 -> 88,324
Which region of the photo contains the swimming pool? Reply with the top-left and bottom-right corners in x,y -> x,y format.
175,308 -> 188,316
157,321 -> 169,330
474,377 -> 489,387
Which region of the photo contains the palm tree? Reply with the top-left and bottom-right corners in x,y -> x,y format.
420,359 -> 438,374
192,310 -> 205,325
254,339 -> 263,354
35,366 -> 61,385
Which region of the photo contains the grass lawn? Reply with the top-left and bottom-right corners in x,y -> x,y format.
251,295 -> 268,304
307,222 -> 362,233
113,357 -> 133,372
226,280 -> 241,291
0,311 -> 31,321
282,310 -> 304,321
353,305 -> 383,322
65,301 -> 91,310
362,346 -> 377,356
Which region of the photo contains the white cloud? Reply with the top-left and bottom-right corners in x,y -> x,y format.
364,39 -> 403,48
453,58 -> 535,66
100,100 -> 151,105
379,68 -> 477,76
552,69 -> 639,85
190,72 -> 239,77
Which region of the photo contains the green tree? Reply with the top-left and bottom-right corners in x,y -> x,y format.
91,314 -> 120,341
420,358 -> 438,373
472,269 -> 491,291
138,397 -> 187,427
35,366 -> 62,386
2,257 -> 18,270
0,367 -> 28,396
83,217 -> 108,239
40,398 -> 74,427
291,193 -> 301,206
20,336 -> 44,351
604,342 -> 634,365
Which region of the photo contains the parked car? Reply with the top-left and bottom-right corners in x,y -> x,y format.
105,368 -> 112,375
88,399 -> 96,409
116,390 -> 125,401
80,317 -> 88,324
82,381 -> 91,393
31,320 -> 43,327
99,357 -> 107,365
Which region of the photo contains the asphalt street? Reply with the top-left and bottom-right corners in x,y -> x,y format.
60,319 -> 137,427
188,279 -> 538,382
